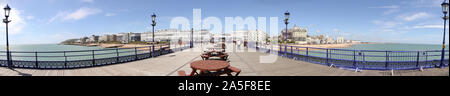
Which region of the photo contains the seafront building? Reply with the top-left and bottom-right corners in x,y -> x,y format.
99,34 -> 118,42
280,24 -> 307,44
232,30 -> 268,43
87,35 -> 99,43
141,29 -> 212,43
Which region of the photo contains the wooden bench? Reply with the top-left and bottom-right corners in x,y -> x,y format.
178,70 -> 189,76
226,66 -> 241,76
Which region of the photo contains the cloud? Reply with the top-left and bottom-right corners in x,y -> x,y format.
48,7 -> 102,23
105,13 -> 116,16
397,12 -> 431,21
0,3 -> 26,35
413,25 -> 449,29
370,5 -> 400,15
80,0 -> 94,3
407,0 -> 444,8
372,20 -> 402,28
26,16 -> 35,20
369,5 -> 400,9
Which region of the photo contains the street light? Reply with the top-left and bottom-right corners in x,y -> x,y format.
284,11 -> 290,44
440,1 -> 449,68
3,5 -> 12,69
190,28 -> 193,48
151,13 -> 156,56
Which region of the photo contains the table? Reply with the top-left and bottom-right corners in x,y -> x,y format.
201,51 -> 228,60
189,60 -> 230,76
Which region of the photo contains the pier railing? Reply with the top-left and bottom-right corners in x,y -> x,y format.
0,44 -> 191,69
252,44 -> 449,70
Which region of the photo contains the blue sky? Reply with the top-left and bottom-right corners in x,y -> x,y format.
0,0 -> 448,45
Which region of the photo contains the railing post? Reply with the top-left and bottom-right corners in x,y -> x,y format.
116,49 -> 120,63
152,44 -> 155,57
160,45 -> 163,55
326,49 -> 329,66
64,51 -> 67,68
306,47 -> 309,61
416,51 -> 420,68
363,52 -> 366,62
425,52 -> 428,63
135,47 -> 138,60
385,51 -> 389,69
92,50 -> 95,66
279,45 -> 282,56
290,46 -> 293,58
353,51 -> 357,68
284,45 -> 287,57
35,52 -> 38,68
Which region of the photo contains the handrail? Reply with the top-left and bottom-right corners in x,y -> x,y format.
254,44 -> 449,70
0,43 -> 191,69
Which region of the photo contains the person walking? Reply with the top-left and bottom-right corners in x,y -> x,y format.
237,40 -> 242,50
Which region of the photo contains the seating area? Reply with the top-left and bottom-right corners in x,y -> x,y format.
201,51 -> 229,61
178,44 -> 241,76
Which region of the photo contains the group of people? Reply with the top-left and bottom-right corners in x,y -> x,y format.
233,40 -> 248,50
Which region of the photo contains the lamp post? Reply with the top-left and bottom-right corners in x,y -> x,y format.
284,11 -> 290,44
3,5 -> 11,69
151,13 -> 156,56
256,30 -> 259,50
190,28 -> 193,48
440,1 -> 449,68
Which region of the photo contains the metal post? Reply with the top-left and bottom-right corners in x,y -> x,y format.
285,23 -> 288,44
440,15 -> 447,68
416,51 -> 420,68
152,25 -> 155,58
279,45 -> 282,56
326,49 -> 329,66
160,45 -> 163,55
116,49 -> 120,63
385,51 -> 389,69
362,52 -> 366,62
190,28 -> 194,48
64,51 -> 67,68
35,52 -> 38,68
92,50 -> 95,66
290,46 -> 293,58
284,45 -> 287,57
135,47 -> 138,60
353,51 -> 357,68
306,47 -> 309,61
4,18 -> 11,69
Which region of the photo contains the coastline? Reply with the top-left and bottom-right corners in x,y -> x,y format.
287,42 -> 376,49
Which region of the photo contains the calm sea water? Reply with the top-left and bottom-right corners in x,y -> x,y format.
0,43 -> 448,61
344,43 -> 449,51
0,44 -> 141,61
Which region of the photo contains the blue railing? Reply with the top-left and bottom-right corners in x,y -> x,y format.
0,44 -> 191,69
253,44 -> 449,70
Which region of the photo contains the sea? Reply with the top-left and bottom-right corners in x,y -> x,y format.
0,43 -> 448,61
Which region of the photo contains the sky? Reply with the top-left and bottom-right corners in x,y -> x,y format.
0,0 -> 448,45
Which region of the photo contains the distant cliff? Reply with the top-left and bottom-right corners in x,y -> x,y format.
59,39 -> 79,45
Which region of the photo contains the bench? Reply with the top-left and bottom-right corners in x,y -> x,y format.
226,66 -> 241,76
178,70 -> 189,76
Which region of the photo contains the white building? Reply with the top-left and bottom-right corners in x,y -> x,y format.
281,24 -> 307,44
337,37 -> 345,44
141,29 -> 212,43
232,30 -> 268,43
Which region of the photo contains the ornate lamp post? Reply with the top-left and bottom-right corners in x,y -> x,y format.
190,28 -> 193,48
284,11 -> 290,44
440,1 -> 449,68
3,5 -> 12,69
256,30 -> 259,50
151,13 -> 156,56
